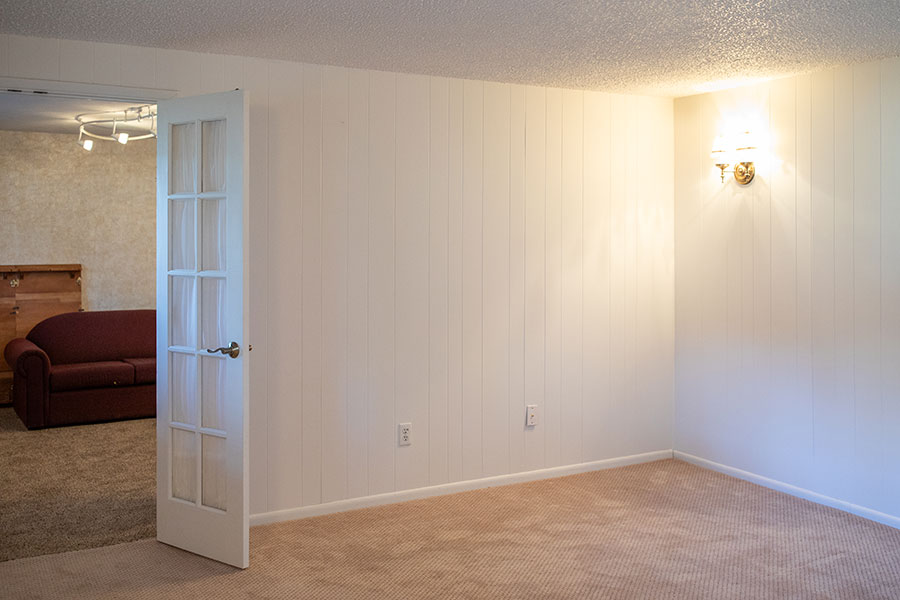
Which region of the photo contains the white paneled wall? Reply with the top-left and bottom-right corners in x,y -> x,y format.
674,57 -> 900,520
1,35 -> 674,516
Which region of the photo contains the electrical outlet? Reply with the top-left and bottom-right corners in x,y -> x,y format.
398,422 -> 412,446
526,405 -> 537,427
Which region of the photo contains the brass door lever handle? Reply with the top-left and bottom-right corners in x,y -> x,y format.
206,341 -> 240,358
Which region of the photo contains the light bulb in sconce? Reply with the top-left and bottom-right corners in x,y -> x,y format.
711,130 -> 756,185
117,132 -> 129,144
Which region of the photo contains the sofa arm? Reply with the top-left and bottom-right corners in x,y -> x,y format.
4,338 -> 51,429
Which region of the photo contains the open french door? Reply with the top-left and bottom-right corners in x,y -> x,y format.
155,90 -> 249,568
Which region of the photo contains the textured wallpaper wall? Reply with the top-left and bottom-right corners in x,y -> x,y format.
0,130 -> 156,311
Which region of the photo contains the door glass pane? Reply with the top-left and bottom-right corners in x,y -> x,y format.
169,197 -> 195,271
201,435 -> 227,510
201,120 -> 226,192
170,276 -> 197,348
201,356 -> 225,430
200,198 -> 225,270
171,122 -> 197,194
171,352 -> 197,425
200,277 -> 225,350
172,429 -> 197,502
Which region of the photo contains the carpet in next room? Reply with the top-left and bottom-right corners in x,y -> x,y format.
0,407 -> 156,561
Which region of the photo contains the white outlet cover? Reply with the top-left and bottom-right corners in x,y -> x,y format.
398,422 -> 412,446
526,405 -> 537,427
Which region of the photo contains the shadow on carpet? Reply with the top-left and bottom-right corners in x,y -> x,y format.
0,408 -> 155,562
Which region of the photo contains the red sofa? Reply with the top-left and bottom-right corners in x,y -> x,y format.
4,310 -> 156,429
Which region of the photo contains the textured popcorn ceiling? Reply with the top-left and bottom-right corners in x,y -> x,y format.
3,1 -> 900,96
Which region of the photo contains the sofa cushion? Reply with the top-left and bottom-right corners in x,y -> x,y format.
123,358 -> 156,384
50,362 -> 135,392
27,310 -> 155,365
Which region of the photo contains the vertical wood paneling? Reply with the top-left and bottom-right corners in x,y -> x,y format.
508,84 -> 527,475
395,73 -> 430,491
582,91 -> 610,461
809,69 -> 839,497
795,73 -> 814,491
199,53 -> 225,94
751,86 -> 772,474
428,77 -> 451,486
881,57 -> 900,517
7,35 -> 59,80
461,79 -> 484,481
118,45 -> 158,89
265,60 -> 302,511
676,57 -> 900,520
300,64 -> 324,507
447,79 -> 465,483
544,88 -> 563,467
58,39 -> 93,83
222,56 -> 243,91
633,95 -> 652,456
242,56 -> 270,515
482,81 -> 511,477
0,34 -> 10,77
672,94 -> 702,455
769,76 -> 802,485
347,68 -> 370,499
12,35 -> 677,514
647,96 -> 675,450
625,97 -> 642,456
560,90 -> 584,465
607,94 -> 627,457
157,49 -> 202,96
701,92 -> 731,464
832,67 -> 855,502
321,66 -> 350,503
851,62 -> 881,509
92,43 -> 121,86
523,86 -> 547,472
367,70 -> 397,495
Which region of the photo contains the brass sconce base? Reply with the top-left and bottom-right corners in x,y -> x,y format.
715,163 -> 728,183
715,162 -> 756,185
733,162 -> 755,185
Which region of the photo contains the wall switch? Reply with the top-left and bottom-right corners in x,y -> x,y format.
526,405 -> 537,427
398,422 -> 412,446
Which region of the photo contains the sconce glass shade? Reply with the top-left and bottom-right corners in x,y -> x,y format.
710,135 -> 729,163
731,130 -> 758,163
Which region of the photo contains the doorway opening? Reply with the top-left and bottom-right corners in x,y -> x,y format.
0,90 -> 159,562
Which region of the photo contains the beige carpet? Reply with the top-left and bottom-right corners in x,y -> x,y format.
2,459 -> 900,599
0,407 -> 156,561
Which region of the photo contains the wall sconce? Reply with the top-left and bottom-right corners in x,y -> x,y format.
710,130 -> 757,185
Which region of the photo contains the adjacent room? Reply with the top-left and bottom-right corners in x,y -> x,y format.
0,93 -> 158,560
2,1 -> 900,598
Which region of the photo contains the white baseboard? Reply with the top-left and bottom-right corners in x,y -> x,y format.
674,451 -> 900,530
250,449 -> 673,526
